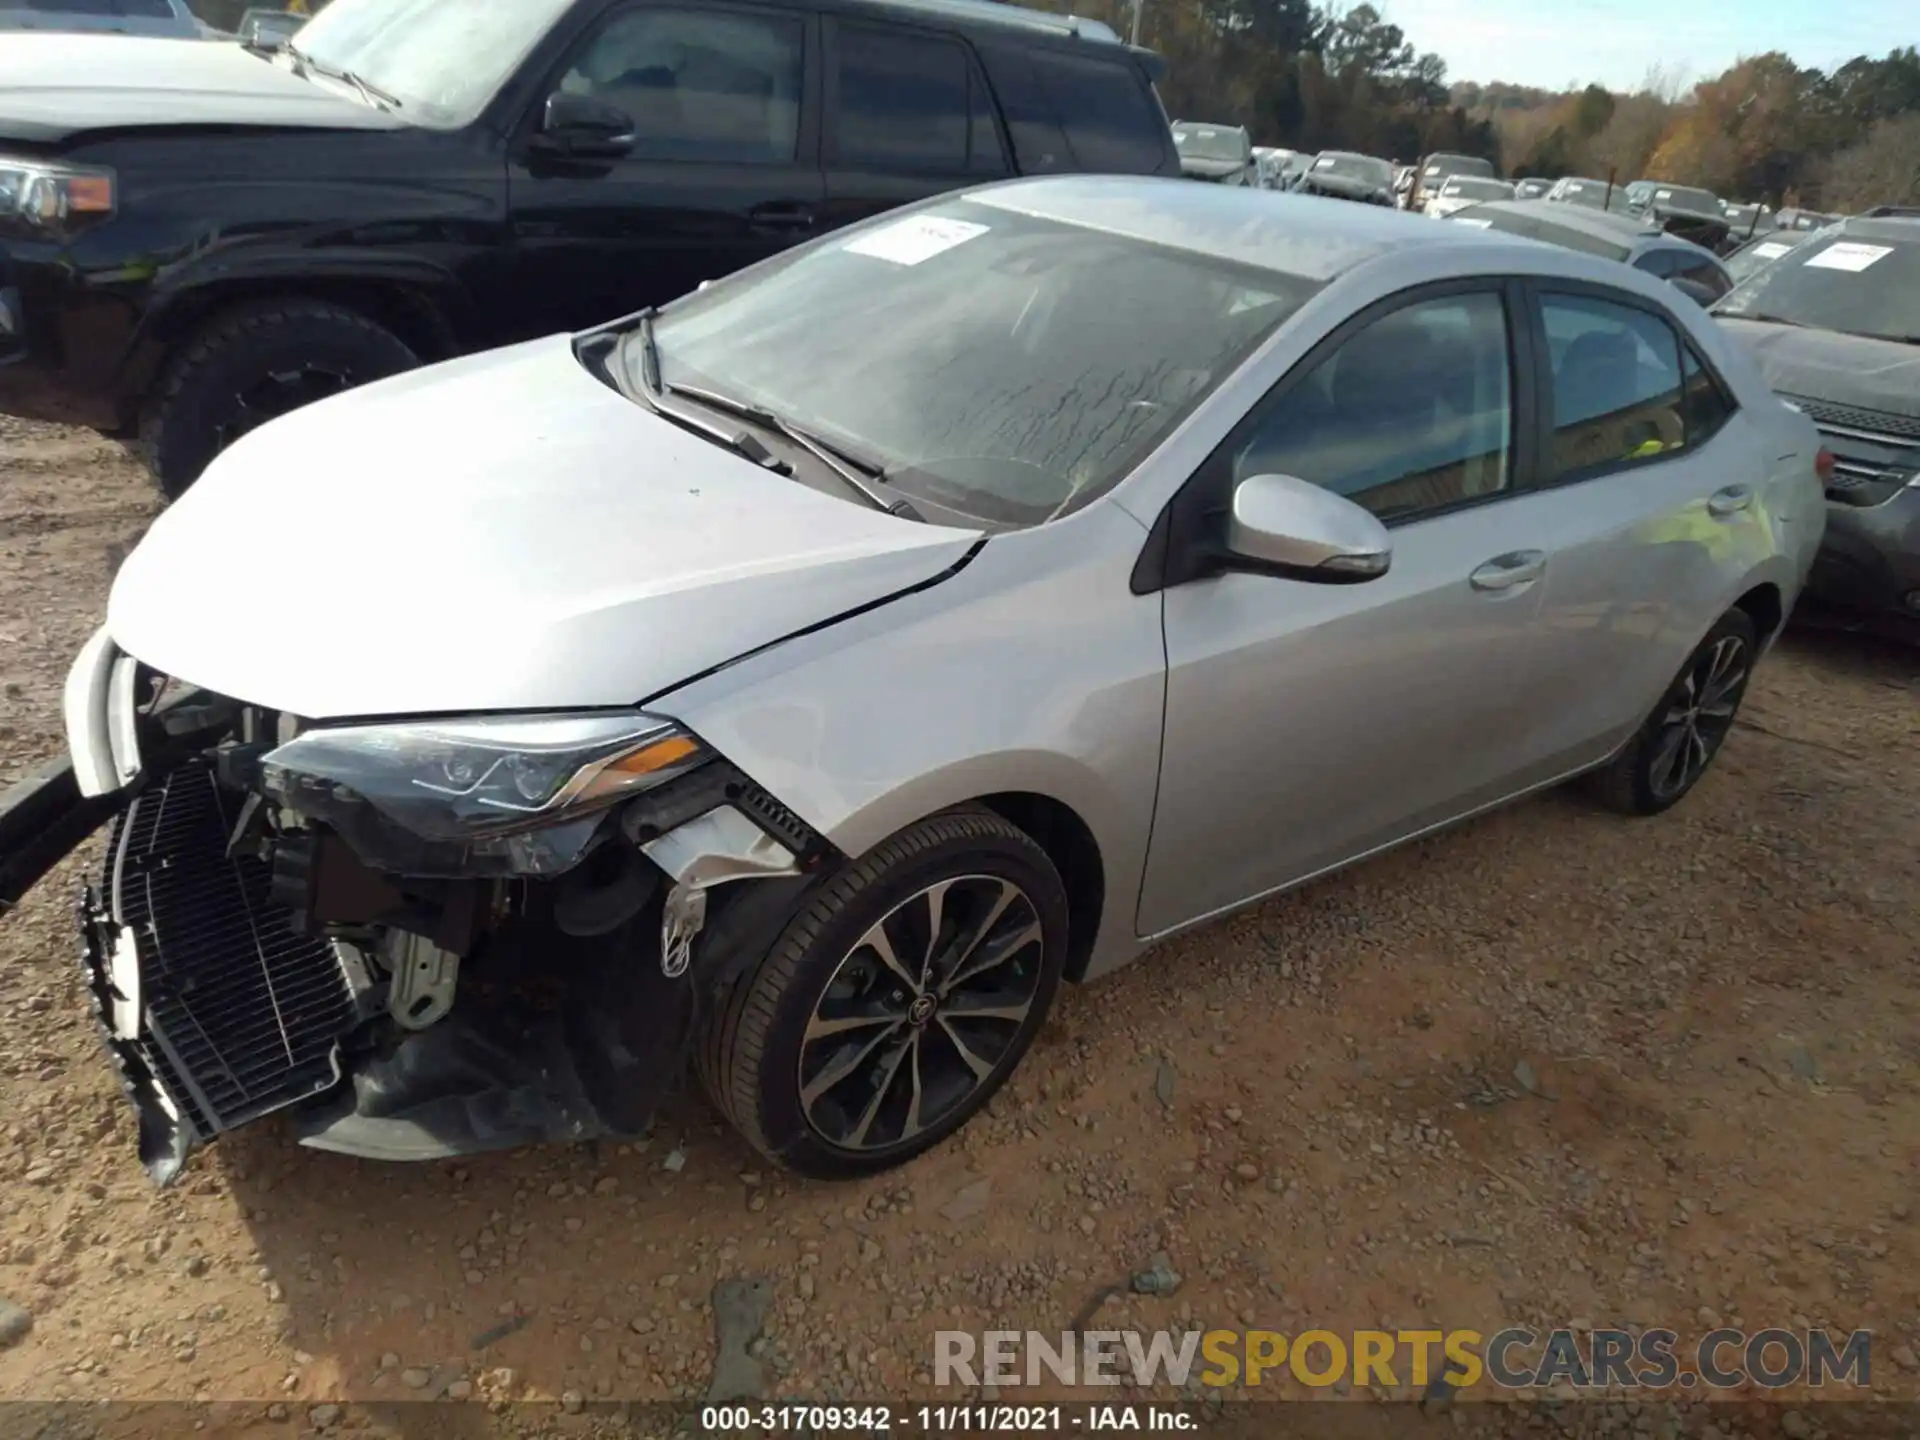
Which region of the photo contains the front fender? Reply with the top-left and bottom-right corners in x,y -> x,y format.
649,504 -> 1168,981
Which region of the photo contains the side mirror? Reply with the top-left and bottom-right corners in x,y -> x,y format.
1224,473 -> 1391,582
537,91 -> 635,157
1669,277 -> 1719,306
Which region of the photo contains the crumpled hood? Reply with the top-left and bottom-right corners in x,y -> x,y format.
107,336 -> 980,719
0,35 -> 403,144
1717,318 -> 1920,421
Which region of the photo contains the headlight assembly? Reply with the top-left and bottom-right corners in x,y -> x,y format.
260,712 -> 707,877
0,155 -> 115,238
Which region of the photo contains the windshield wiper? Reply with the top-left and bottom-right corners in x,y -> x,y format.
618,311 -> 789,473
668,380 -> 924,521
1738,312 -> 1813,328
285,44 -> 403,111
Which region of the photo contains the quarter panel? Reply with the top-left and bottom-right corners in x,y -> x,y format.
649,501 -> 1167,980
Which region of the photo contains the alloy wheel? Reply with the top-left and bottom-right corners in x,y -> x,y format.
797,875 -> 1044,1153
1647,633 -> 1749,801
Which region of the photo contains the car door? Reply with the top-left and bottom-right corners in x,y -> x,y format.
503,0 -> 825,336
1139,280 -> 1586,937
817,16 -> 1010,235
1510,282 -> 1771,767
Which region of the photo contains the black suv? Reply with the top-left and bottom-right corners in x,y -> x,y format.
0,0 -> 1175,495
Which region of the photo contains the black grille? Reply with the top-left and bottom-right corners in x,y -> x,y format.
1781,394 -> 1920,444
101,760 -> 358,1138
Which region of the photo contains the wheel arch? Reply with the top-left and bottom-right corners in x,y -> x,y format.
115,266 -> 467,424
1731,578 -> 1785,649
778,752 -> 1144,989
973,791 -> 1106,984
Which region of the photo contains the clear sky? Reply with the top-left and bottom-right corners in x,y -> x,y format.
1381,0 -> 1910,91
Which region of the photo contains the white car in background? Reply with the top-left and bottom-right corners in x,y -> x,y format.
1252,146 -> 1297,191
0,0 -> 204,37
1424,175 -> 1516,219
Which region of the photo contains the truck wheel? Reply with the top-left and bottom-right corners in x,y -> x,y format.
699,807 -> 1068,1180
138,299 -> 418,499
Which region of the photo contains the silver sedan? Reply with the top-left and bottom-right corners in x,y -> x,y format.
3,177 -> 1827,1185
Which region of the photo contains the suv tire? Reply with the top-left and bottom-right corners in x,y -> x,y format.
139,299 -> 418,499
700,807 -> 1067,1180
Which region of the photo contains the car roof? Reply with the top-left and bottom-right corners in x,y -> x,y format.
1319,150 -> 1387,163
1477,199 -> 1658,242
964,175 -> 1535,281
838,0 -> 1123,44
1836,214 -> 1920,242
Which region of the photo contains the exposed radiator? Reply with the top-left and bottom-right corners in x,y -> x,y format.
82,759 -> 361,1179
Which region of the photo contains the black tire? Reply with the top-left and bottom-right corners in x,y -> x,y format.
699,806 -> 1068,1180
1584,608 -> 1758,816
138,299 -> 419,499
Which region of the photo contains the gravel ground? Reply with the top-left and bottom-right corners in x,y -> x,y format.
1,418 -> 1917,1438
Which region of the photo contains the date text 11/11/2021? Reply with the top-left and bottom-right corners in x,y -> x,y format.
699,1404 -> 1196,1431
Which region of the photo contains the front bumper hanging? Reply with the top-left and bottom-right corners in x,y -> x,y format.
80,757 -> 367,1183
0,755 -> 128,917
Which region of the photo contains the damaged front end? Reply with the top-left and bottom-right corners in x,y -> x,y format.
33,631 -> 833,1184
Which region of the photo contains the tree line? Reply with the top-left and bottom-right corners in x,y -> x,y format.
1458,49 -> 1920,208
1021,0 -> 1919,208
1030,0 -> 1500,164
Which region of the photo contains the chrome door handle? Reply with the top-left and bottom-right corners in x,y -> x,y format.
1468,549 -> 1547,592
1708,485 -> 1754,517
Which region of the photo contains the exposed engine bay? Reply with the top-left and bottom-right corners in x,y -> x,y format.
70,661 -> 835,1184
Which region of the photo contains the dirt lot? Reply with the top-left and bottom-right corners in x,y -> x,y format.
1,417 -> 1917,1435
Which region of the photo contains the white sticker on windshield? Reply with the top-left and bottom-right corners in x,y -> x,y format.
1802,241 -> 1893,273
843,215 -> 988,267
1452,217 -> 1495,228
1314,156 -> 1337,169
1656,188 -> 1673,199
1753,241 -> 1793,259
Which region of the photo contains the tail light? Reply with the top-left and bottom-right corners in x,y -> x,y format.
1814,447 -> 1836,484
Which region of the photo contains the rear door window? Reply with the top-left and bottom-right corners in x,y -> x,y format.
1539,292 -> 1688,479
830,23 -> 972,172
1026,50 -> 1169,173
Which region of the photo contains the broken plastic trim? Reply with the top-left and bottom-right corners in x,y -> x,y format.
642,805 -> 800,977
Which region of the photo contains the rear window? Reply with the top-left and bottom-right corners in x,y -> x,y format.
1441,177 -> 1511,200
1425,154 -> 1493,180
1033,50 -> 1168,173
